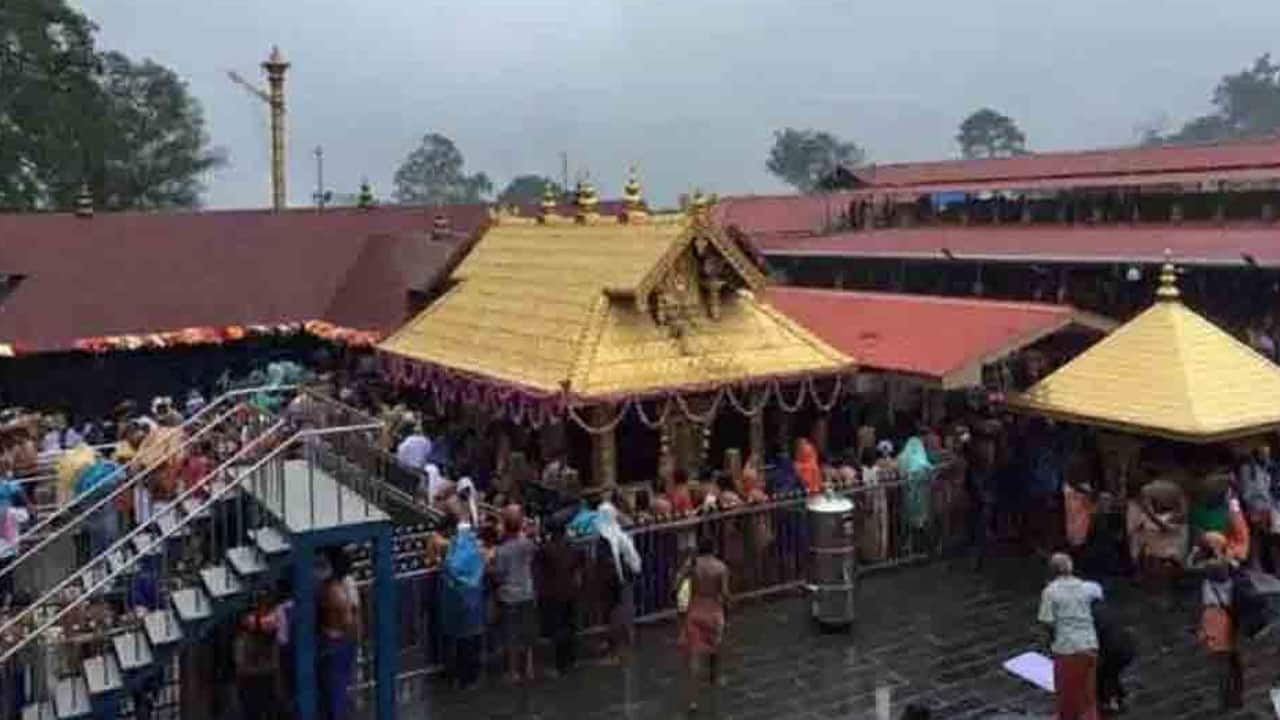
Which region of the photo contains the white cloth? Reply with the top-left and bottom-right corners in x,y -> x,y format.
396,434 -> 433,471
596,502 -> 641,581
0,507 -> 30,559
1037,576 -> 1103,655
455,477 -> 479,526
422,464 -> 450,504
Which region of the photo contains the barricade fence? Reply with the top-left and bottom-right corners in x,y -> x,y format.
349,460 -> 967,691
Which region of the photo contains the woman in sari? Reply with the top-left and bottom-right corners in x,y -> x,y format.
440,517 -> 485,688
793,439 -> 823,495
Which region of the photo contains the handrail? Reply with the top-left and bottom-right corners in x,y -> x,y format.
0,418 -> 292,663
12,385 -> 289,545
0,416 -> 385,664
0,405 -> 266,592
3,387 -> 298,587
13,403 -> 242,546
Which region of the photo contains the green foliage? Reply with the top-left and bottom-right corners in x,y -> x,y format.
956,108 -> 1027,159
765,128 -> 867,194
92,52 -> 224,210
1159,54 -> 1280,145
392,133 -> 492,204
496,174 -> 559,205
0,0 -> 222,211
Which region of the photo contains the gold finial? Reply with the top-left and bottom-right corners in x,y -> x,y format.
688,188 -> 711,217
575,179 -> 599,224
1156,249 -> 1181,301
623,167 -> 642,209
538,182 -> 557,223
620,166 -> 648,223
356,180 -> 375,210
74,183 -> 93,218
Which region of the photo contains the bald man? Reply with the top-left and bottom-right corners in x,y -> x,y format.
1037,553 -> 1103,720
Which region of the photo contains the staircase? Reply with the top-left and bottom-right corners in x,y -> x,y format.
5,390 -> 395,720
3,387 -> 293,599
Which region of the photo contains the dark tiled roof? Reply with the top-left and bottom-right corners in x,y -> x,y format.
0,204 -> 489,352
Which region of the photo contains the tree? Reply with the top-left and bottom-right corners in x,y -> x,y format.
765,128 -> 866,194
956,108 -> 1027,159
496,174 -> 559,205
1158,54 -> 1280,145
392,133 -> 492,204
0,0 -> 100,210
0,1 -> 224,211
91,52 -> 224,210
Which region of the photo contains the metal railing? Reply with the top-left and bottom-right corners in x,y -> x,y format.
15,388 -> 294,543
347,462 -> 967,685
0,418 -> 291,664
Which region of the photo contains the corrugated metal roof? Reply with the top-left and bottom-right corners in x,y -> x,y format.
0,205 -> 491,352
755,224 -> 1280,267
767,287 -> 1110,388
853,137 -> 1280,188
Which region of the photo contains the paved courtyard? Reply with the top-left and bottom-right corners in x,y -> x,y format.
402,554 -> 1280,719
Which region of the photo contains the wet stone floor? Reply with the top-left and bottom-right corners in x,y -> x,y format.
396,555 -> 1280,719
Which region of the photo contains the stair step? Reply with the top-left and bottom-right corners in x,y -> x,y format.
80,562 -> 112,597
153,509 -> 183,538
106,548 -> 132,576
112,631 -> 153,673
83,654 -> 123,695
199,564 -> 243,600
21,702 -> 54,720
225,546 -> 267,578
250,526 -> 290,556
180,496 -> 210,520
172,587 -> 212,624
143,609 -> 183,647
53,675 -> 91,719
131,530 -> 160,557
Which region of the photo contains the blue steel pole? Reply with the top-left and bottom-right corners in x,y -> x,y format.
374,526 -> 397,720
293,539 -> 317,720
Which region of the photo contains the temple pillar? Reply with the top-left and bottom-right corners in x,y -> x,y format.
589,406 -> 617,488
773,405 -> 791,459
749,407 -> 765,464
811,414 -> 830,457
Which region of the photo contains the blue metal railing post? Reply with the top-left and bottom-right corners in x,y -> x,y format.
293,539 -> 318,720
374,526 -> 397,720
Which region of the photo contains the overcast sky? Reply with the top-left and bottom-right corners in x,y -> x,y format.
73,0 -> 1279,209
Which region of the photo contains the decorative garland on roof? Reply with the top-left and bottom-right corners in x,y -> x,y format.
381,352 -> 854,434
724,383 -> 771,417
63,320 -> 382,355
635,396 -> 676,430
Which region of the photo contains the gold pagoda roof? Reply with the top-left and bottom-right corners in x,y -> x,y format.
1008,261 -> 1280,443
378,198 -> 852,401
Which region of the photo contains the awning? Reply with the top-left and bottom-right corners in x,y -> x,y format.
767,287 -> 1114,389
1007,262 -> 1280,443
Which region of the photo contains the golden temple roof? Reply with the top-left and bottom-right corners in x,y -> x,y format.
379,204 -> 852,400
1008,261 -> 1280,442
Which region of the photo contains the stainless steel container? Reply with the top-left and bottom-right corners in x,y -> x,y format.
806,490 -> 856,626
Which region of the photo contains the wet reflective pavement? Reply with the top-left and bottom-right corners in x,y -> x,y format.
399,555 -> 1280,719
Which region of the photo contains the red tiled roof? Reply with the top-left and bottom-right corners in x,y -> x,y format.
755,223 -> 1280,267
852,137 -> 1280,189
767,287 -> 1112,388
714,193 -> 857,239
716,138 -> 1280,246
0,204 -> 489,353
